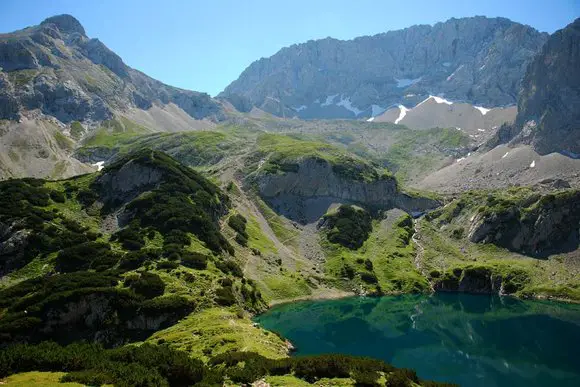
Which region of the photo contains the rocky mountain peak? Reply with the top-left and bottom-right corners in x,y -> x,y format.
221,16 -> 548,119
40,14 -> 86,36
491,18 -> 580,155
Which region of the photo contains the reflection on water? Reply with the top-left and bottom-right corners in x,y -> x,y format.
256,294 -> 580,387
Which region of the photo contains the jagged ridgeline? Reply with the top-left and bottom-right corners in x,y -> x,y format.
0,149 -> 455,386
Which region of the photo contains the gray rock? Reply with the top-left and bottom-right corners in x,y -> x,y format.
508,18 -> 580,155
254,157 -> 439,222
467,190 -> 580,255
0,14 -> 225,123
222,16 -> 548,118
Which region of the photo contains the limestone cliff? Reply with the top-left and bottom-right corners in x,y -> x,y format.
253,157 -> 439,223
222,16 -> 547,118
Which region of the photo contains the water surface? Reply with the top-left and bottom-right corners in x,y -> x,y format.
256,294 -> 580,387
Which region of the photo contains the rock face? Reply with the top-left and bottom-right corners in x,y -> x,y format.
502,18 -> 580,155
254,158 -> 439,222
468,190 -> 580,255
222,17 -> 548,118
0,14 -> 225,124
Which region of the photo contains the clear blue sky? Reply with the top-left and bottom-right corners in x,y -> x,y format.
1,0 -> 578,96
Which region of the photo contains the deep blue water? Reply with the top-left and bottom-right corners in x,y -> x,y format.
255,294 -> 580,387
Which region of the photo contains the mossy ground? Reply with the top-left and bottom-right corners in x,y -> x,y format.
146,307 -> 288,361
0,372 -> 85,387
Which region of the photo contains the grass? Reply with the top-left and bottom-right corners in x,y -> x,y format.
256,133 -> 387,182
264,375 -> 356,386
146,308 -> 288,361
254,196 -> 300,248
261,272 -> 313,302
1,371 -> 84,387
246,215 -> 278,255
323,213 -> 429,294
52,131 -> 73,151
82,117 -> 151,147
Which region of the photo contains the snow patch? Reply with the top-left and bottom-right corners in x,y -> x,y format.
455,127 -> 462,131
477,128 -> 485,132
395,77 -> 422,88
529,160 -> 536,168
366,117 -> 375,122
417,95 -> 454,107
394,105 -> 409,124
456,157 -> 466,163
479,64 -> 486,71
502,152 -> 509,159
321,94 -> 338,107
474,106 -> 491,115
336,95 -> 363,116
92,161 -> 105,171
442,62 -> 452,67
446,65 -> 464,81
292,105 -> 307,112
404,94 -> 416,98
371,104 -> 385,116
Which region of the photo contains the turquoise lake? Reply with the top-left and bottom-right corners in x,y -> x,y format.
255,294 -> 580,386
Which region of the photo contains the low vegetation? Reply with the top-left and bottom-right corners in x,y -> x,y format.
0,341 -> 456,386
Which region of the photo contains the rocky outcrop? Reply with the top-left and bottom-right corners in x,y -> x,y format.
495,18 -> 580,155
0,14 -> 225,124
254,158 -> 439,222
0,221 -> 31,276
222,16 -> 548,118
467,190 -> 580,255
96,160 -> 164,204
432,266 -> 526,295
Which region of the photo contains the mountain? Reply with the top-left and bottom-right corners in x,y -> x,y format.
0,14 -> 224,124
492,18 -> 580,155
221,16 -> 548,119
0,14 -> 229,180
417,19 -> 580,193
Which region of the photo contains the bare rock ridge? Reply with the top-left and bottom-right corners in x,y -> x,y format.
0,14 -> 225,123
254,157 -> 439,223
221,16 -> 548,119
491,18 -> 580,156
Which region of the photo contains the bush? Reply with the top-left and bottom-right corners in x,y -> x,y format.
324,205 -> 373,249
49,190 -> 66,203
360,272 -> 378,284
215,260 -> 243,277
235,232 -> 248,247
120,249 -> 160,271
126,272 -> 165,299
228,214 -> 247,236
157,261 -> 179,271
55,242 -> 117,273
215,286 -> 236,306
180,251 -> 208,270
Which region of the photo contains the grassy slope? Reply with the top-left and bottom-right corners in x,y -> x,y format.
323,210 -> 429,295
0,372 -> 84,387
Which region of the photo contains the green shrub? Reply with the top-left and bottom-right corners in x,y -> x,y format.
180,251 -> 208,270
55,242 -> 118,273
360,272 -> 378,284
324,205 -> 373,249
126,272 -> 165,299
